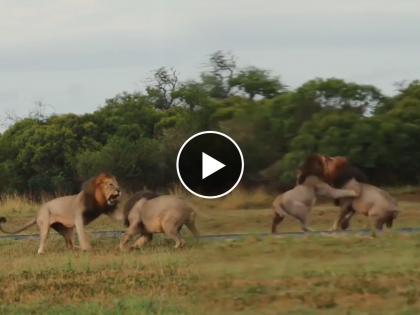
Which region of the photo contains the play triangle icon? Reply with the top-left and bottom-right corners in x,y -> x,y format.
202,152 -> 226,179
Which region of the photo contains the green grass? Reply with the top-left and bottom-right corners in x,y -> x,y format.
0,192 -> 419,314
0,298 -> 186,315
0,234 -> 419,314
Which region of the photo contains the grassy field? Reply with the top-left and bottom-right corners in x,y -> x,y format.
0,188 -> 419,314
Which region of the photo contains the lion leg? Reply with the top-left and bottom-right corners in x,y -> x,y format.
272,204 -> 287,234
382,210 -> 398,229
331,206 -> 351,231
367,214 -> 379,237
37,220 -> 50,255
271,211 -> 285,234
385,214 -> 394,228
374,216 -> 385,231
340,210 -> 355,230
161,215 -> 186,248
163,224 -> 186,248
119,223 -> 140,251
185,219 -> 200,238
131,233 -> 153,249
75,215 -> 91,251
51,223 -> 75,250
63,228 -> 75,250
374,211 -> 396,235
299,217 -> 313,232
288,202 -> 312,232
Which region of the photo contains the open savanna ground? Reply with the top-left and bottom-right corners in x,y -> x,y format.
0,188 -> 419,314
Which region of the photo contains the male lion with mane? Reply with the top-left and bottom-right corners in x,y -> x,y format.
297,154 -> 398,234
0,173 -> 121,254
272,175 -> 358,233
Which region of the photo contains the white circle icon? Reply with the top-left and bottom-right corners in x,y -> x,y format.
176,131 -> 244,199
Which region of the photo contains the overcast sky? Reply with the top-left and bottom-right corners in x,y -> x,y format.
1,0 -> 419,118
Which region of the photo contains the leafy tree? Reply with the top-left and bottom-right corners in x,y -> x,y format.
375,80 -> 420,114
274,111 -> 385,185
76,136 -> 166,190
230,67 -> 286,100
0,54 -> 419,194
201,51 -> 236,99
0,115 -> 98,193
375,98 -> 420,184
172,81 -> 210,110
146,67 -> 179,109
95,92 -> 161,139
218,98 -> 289,184
296,78 -> 384,114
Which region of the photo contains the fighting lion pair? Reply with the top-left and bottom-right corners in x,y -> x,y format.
272,154 -> 399,236
0,173 -> 199,254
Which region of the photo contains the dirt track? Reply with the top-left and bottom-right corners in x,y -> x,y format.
0,227 -> 419,242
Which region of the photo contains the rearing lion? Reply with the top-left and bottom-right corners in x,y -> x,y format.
272,175 -> 358,233
297,154 -> 398,233
0,173 -> 121,254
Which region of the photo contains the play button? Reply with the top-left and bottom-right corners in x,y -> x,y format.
202,152 -> 225,179
176,131 -> 244,199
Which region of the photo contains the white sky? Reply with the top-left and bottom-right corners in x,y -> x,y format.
0,0 -> 419,117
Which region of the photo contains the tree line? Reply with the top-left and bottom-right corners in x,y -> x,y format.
0,51 -> 419,195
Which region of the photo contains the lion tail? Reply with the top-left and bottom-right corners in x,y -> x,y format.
0,217 -> 37,234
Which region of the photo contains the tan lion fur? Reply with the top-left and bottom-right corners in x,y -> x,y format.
0,173 -> 121,254
272,176 -> 358,233
120,194 -> 199,250
331,179 -> 399,235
